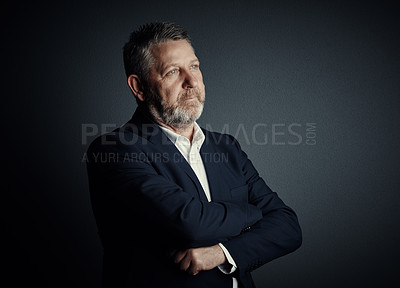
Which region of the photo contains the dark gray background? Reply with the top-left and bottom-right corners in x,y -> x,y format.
3,0 -> 399,287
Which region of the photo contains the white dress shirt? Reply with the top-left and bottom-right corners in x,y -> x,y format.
159,123 -> 239,288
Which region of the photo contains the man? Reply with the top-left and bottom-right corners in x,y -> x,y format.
87,22 -> 302,288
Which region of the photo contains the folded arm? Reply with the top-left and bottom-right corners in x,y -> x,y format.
221,137 -> 302,276
87,140 -> 262,247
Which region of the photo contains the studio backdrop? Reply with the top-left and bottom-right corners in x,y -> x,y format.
3,0 -> 399,287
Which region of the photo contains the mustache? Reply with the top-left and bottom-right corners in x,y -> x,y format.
178,88 -> 203,101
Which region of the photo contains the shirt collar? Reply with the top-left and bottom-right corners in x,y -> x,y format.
158,122 -> 205,148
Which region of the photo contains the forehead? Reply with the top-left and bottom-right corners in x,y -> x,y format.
150,40 -> 197,69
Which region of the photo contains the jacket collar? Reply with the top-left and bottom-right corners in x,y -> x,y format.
125,107 -> 210,201
126,106 -> 174,147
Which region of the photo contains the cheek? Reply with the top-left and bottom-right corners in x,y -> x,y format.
159,85 -> 180,104
198,77 -> 206,93
197,73 -> 206,89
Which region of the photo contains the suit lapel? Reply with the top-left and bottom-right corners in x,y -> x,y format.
200,133 -> 230,202
161,140 -> 208,202
153,135 -> 208,202
128,108 -> 207,201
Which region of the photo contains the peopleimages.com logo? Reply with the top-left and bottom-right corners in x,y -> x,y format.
81,122 -> 317,146
203,123 -> 317,146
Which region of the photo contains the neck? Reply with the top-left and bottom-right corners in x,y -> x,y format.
140,105 -> 196,143
157,121 -> 195,143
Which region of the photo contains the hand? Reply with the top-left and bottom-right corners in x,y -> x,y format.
172,244 -> 227,275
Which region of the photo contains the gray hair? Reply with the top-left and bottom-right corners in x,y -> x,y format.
123,22 -> 191,84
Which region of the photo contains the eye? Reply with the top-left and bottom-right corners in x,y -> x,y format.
191,64 -> 199,69
167,69 -> 177,76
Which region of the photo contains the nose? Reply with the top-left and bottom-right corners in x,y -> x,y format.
182,70 -> 198,89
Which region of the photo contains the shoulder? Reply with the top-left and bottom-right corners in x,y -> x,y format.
201,128 -> 250,171
202,128 -> 238,144
86,122 -> 147,159
202,128 -> 242,151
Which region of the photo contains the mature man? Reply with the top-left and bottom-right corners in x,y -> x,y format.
87,22 -> 302,288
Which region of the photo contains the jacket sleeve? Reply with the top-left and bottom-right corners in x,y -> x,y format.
87,138 -> 263,247
221,136 -> 302,280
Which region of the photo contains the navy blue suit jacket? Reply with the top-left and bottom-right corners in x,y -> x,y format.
87,108 -> 302,288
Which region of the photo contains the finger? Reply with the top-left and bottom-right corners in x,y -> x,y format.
173,249 -> 187,264
186,249 -> 200,275
169,249 -> 177,257
187,259 -> 203,276
179,253 -> 192,272
187,261 -> 199,276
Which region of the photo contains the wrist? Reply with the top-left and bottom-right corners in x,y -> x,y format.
214,244 -> 227,266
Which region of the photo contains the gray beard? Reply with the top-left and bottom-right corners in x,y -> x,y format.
145,87 -> 204,129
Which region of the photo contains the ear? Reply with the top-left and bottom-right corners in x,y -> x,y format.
127,75 -> 145,102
